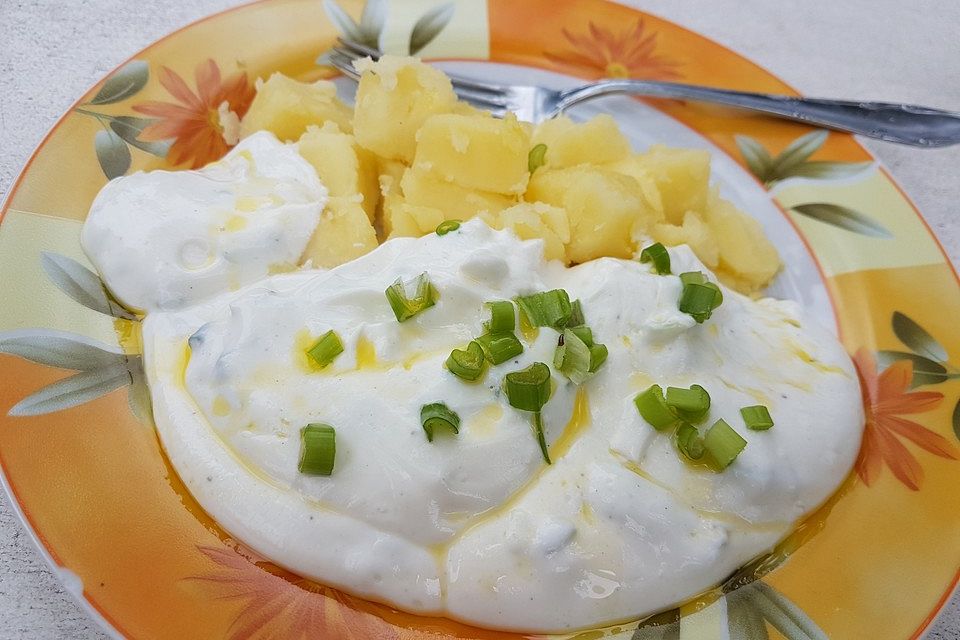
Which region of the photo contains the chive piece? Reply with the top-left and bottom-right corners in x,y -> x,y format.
306,330 -> 344,369
475,332 -> 524,365
528,143 -> 548,172
665,384 -> 711,423
640,242 -> 671,275
299,424 -> 336,476
679,271 -> 723,312
704,418 -> 747,469
741,405 -> 774,431
588,343 -> 608,373
485,300 -> 516,333
504,362 -> 553,465
676,423 -> 705,461
554,328 -> 592,384
504,362 -> 552,412
445,341 -> 486,381
516,289 -> 572,328
532,411 -> 551,464
567,299 -> 585,327
436,219 -> 462,236
634,384 -> 680,431
385,272 -> 437,322
569,325 -> 594,346
420,402 -> 461,442
678,275 -> 723,324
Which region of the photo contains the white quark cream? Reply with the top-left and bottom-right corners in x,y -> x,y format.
131,220 -> 863,632
81,131 -> 327,312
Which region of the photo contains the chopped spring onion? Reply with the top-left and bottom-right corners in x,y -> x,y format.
741,405 -> 774,431
640,242 -> 671,275
475,332 -> 524,365
436,219 -> 461,236
567,299 -> 585,327
554,329 -> 592,384
445,341 -> 486,381
306,330 -> 344,369
504,362 -> 553,465
533,412 -> 551,465
703,419 -> 747,469
634,384 -> 680,431
528,143 -> 548,172
420,402 -> 461,442
665,384 -> 711,423
485,300 -> 516,333
385,272 -> 437,322
504,362 -> 552,412
678,272 -> 723,323
588,343 -> 608,373
570,325 -> 594,346
516,289 -> 572,328
299,424 -> 336,476
676,423 -> 705,461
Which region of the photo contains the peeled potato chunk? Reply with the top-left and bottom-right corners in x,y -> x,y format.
527,166 -> 650,263
481,202 -> 570,262
239,73 -> 352,142
531,114 -> 631,169
630,145 -> 711,224
353,56 -> 459,163
302,197 -> 378,268
401,167 -> 515,221
649,211 -> 721,269
298,123 -> 380,222
414,113 -> 530,195
703,189 -> 780,291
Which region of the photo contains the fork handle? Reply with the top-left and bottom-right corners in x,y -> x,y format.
556,80 -> 960,148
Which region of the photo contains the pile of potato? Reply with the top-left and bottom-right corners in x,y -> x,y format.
238,56 -> 780,293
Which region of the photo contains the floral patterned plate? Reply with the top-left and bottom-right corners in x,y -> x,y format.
1,1 -> 958,638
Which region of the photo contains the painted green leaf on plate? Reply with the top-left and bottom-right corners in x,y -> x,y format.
8,361 -> 132,417
953,398 -> 960,442
891,311 -> 948,362
409,2 -> 455,55
877,350 -> 949,387
109,116 -> 172,157
88,60 -> 149,105
735,135 -> 773,183
770,130 -> 827,175
0,330 -> 125,371
790,203 -> 892,238
41,252 -> 134,319
94,129 -> 132,179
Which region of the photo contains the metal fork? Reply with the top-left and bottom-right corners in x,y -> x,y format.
330,39 -> 960,148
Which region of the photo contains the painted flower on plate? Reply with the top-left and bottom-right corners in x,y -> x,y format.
853,349 -> 959,490
133,59 -> 255,169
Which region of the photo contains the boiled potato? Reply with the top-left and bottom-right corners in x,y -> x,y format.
481,202 -> 570,262
385,202 -> 446,239
527,166 -> 650,263
353,56 -> 459,162
376,159 -> 408,237
702,190 -> 780,291
531,114 -> 631,169
605,155 -> 665,217
302,197 -> 378,268
630,145 -> 710,224
414,113 -> 529,194
649,211 -> 720,269
239,73 -> 352,141
401,167 -> 515,220
298,123 -> 379,222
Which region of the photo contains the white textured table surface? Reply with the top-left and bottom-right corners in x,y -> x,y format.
1,0 -> 958,638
